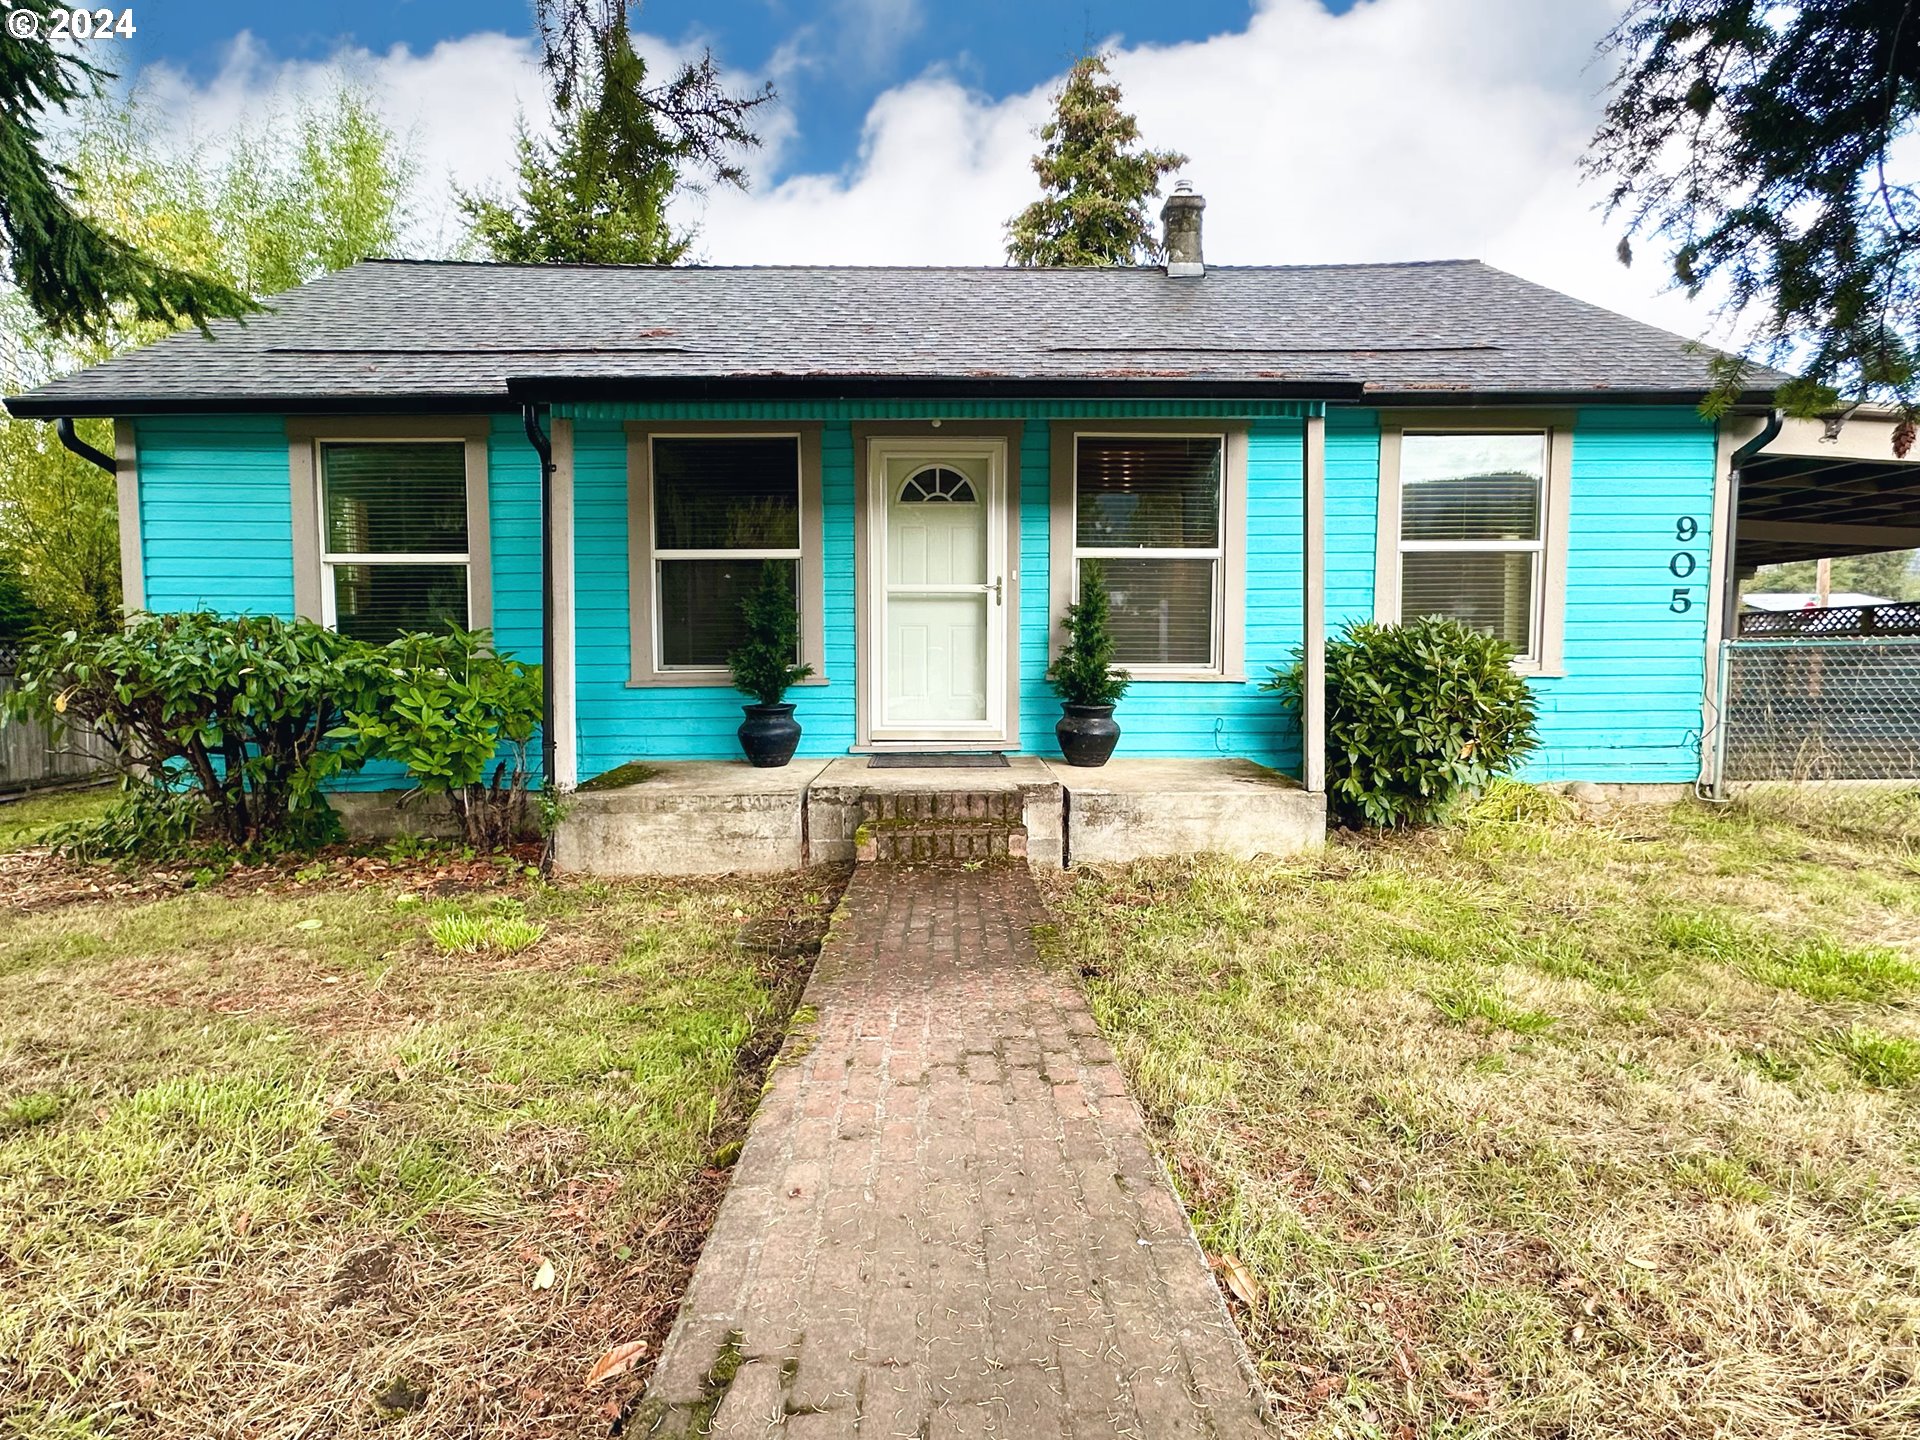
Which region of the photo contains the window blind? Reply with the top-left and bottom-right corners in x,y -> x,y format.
322,442 -> 468,554
320,442 -> 470,644
1075,436 -> 1222,549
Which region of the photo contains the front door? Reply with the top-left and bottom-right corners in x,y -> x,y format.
868,439 -> 1011,745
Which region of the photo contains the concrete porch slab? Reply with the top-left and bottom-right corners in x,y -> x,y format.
1043,756 -> 1325,865
552,759 -> 832,876
552,755 -> 1326,877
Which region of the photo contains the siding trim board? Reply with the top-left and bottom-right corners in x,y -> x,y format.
113,419 -> 143,613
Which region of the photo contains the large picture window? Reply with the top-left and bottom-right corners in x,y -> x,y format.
644,434 -> 809,674
1072,435 -> 1225,669
320,440 -> 471,643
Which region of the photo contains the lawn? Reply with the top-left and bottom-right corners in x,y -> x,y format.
1046,786 -> 1920,1440
0,825 -> 843,1438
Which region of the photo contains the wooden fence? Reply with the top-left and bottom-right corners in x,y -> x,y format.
0,641 -> 118,793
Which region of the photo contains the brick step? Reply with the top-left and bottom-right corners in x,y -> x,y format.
853,790 -> 1028,864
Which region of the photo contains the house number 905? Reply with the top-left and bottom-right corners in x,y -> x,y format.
1668,516 -> 1699,611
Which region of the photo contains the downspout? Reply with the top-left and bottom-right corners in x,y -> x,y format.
1707,408 -> 1783,799
56,417 -> 115,474
1721,410 -> 1783,635
521,403 -> 557,796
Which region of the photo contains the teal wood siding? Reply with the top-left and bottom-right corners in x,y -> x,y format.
488,416 -> 545,666
135,415 -> 295,617
1325,409 -> 1381,627
1017,419 -> 1305,769
1322,406 -> 1716,783
571,418 -> 859,774
1542,407 -> 1714,781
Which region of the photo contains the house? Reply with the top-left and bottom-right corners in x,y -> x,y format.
14,188 -> 1857,871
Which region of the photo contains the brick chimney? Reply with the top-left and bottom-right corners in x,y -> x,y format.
1161,180 -> 1205,277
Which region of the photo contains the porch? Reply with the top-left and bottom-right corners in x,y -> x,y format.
551,755 -> 1324,875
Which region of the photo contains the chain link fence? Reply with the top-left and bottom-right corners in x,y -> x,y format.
1716,637 -> 1920,844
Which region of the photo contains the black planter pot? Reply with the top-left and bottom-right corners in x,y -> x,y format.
738,702 -> 802,768
1056,703 -> 1121,767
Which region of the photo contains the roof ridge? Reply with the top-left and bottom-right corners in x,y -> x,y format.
350,257 -> 1490,274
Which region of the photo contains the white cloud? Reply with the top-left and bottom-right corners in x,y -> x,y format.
127,0 -> 1732,345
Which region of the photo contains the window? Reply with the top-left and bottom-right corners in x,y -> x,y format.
1377,419 -> 1570,673
1072,435 -> 1226,669
320,441 -> 471,643
628,429 -> 826,685
651,436 -> 801,670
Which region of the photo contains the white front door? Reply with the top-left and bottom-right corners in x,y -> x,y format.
868,439 -> 1010,744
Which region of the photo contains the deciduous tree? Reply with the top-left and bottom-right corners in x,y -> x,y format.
1006,54 -> 1186,267
0,87 -> 416,631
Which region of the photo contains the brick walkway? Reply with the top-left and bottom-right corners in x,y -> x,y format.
635,865 -> 1271,1437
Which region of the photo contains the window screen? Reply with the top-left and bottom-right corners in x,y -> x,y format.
1074,436 -> 1224,668
652,436 -> 802,669
320,442 -> 469,643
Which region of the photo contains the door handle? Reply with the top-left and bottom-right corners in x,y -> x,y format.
992,576 -> 1003,606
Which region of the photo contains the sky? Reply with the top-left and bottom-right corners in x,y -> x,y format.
97,0 -> 1734,345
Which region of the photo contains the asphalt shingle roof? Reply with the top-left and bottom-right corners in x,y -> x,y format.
6,258 -> 1782,416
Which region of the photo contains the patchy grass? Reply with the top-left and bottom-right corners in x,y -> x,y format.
0,854 -> 847,1439
0,783 -> 117,849
1044,784 -> 1920,1439
427,898 -> 549,955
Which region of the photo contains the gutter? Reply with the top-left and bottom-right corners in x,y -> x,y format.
520,403 -> 558,806
55,417 -> 115,473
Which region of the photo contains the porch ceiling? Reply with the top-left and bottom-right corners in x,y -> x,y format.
1737,449 -> 1920,567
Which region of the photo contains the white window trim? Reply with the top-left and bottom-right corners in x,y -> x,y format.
287,418 -> 491,633
1374,411 -> 1572,678
1049,424 -> 1249,683
625,422 -> 826,688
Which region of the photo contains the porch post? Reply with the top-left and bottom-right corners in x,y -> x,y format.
1302,412 -> 1328,795
550,417 -> 579,791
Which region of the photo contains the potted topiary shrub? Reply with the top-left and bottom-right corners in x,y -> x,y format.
1047,560 -> 1131,767
728,561 -> 814,767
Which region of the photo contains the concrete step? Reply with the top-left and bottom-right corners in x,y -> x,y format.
854,789 -> 1028,864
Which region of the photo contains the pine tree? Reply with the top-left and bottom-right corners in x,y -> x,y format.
1006,54 -> 1186,267
468,5 -> 773,263
460,22 -> 688,265
1590,1 -> 1920,446
0,3 -> 258,338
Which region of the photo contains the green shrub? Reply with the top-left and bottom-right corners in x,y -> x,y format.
343,628 -> 542,850
1267,615 -> 1539,828
1046,560 -> 1131,707
727,561 -> 812,705
6,612 -> 379,853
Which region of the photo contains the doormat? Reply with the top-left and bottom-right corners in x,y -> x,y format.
868,753 -> 1010,769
